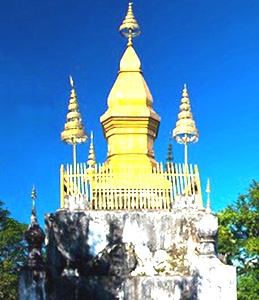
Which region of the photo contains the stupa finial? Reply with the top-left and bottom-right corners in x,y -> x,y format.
30,186 -> 37,224
173,84 -> 198,166
61,76 -> 87,174
25,187 -> 45,274
87,131 -> 96,168
205,178 -> 211,213
69,75 -> 74,88
119,3 -> 141,46
61,76 -> 87,146
31,185 -> 36,202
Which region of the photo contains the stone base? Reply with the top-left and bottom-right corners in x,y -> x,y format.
46,275 -> 198,300
43,209 -> 236,300
19,270 -> 46,300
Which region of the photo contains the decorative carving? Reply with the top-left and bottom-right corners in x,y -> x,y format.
198,212 -> 218,257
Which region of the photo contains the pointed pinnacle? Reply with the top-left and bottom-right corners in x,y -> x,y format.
30,187 -> 37,224
205,178 -> 211,213
206,178 -> 211,194
119,2 -> 141,44
61,76 -> 87,146
182,84 -> 189,98
31,187 -> 37,199
69,75 -> 74,88
87,131 -> 96,168
173,85 -> 198,146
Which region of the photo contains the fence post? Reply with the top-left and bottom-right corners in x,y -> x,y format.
60,164 -> 65,209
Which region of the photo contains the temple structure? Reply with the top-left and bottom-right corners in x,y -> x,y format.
59,3 -> 202,212
20,3 -> 236,300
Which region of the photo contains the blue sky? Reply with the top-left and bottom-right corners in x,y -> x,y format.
1,0 -> 259,226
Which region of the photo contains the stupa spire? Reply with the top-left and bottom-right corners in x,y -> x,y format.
100,3 -> 160,168
24,188 -> 45,276
87,131 -> 96,169
61,76 -> 87,173
61,76 -> 87,145
173,84 -> 198,166
30,186 -> 37,224
205,178 -> 211,213
119,3 -> 141,46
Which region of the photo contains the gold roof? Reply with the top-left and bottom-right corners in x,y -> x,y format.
101,3 -> 156,112
173,84 -> 198,144
120,45 -> 141,71
105,45 -> 155,111
61,76 -> 87,145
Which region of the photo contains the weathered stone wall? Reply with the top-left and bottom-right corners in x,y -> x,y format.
44,207 -> 236,299
19,271 -> 46,300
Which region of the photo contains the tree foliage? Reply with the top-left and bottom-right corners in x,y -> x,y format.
218,180 -> 259,300
0,200 -> 27,300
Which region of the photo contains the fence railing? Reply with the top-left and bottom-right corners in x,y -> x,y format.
60,162 -> 202,210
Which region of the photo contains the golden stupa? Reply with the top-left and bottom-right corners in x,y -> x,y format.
100,3 -> 160,170
60,3 -> 202,211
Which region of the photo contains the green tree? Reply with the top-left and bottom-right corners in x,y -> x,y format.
0,200 -> 27,300
218,180 -> 259,300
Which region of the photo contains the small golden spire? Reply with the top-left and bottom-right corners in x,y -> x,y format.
119,3 -> 141,46
205,178 -> 211,213
61,77 -> 87,146
173,84 -> 198,165
61,76 -> 87,174
87,131 -> 96,168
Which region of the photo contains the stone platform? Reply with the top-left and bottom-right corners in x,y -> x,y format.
44,208 -> 236,300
